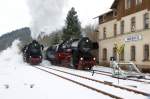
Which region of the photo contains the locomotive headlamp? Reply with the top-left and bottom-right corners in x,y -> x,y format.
86,40 -> 89,42
80,57 -> 83,60
93,57 -> 96,60
58,54 -> 61,56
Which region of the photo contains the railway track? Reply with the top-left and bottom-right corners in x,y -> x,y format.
92,70 -> 150,84
33,66 -> 150,98
32,66 -> 122,99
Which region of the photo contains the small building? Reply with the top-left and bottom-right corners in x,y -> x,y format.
97,0 -> 150,72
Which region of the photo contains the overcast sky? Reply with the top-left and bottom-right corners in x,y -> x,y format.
0,0 -> 114,36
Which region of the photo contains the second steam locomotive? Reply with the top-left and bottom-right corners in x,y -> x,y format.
45,37 -> 97,70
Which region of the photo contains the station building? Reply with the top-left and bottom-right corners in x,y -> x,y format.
97,0 -> 150,72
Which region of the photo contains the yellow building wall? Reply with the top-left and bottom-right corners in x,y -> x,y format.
99,29 -> 150,69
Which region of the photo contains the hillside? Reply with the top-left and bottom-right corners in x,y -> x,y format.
0,27 -> 32,51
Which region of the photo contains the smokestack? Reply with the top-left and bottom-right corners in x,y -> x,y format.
26,0 -> 67,39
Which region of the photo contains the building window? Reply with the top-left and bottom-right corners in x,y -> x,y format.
113,10 -> 117,17
144,13 -> 149,29
143,44 -> 149,61
136,0 -> 142,5
103,27 -> 106,39
103,48 -> 107,61
131,46 -> 136,61
120,20 -> 124,34
114,24 -> 117,36
125,0 -> 131,9
113,47 -> 117,60
99,17 -> 103,24
119,49 -> 124,61
103,16 -> 105,22
131,17 -> 136,32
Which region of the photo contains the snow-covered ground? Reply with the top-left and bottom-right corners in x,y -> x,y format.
42,65 -> 150,93
0,40 -> 150,99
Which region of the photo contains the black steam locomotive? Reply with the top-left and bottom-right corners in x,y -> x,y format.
46,37 -> 98,70
22,40 -> 43,65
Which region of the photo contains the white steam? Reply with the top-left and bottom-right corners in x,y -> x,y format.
26,0 -> 68,39
0,39 -> 51,69
0,40 -> 26,69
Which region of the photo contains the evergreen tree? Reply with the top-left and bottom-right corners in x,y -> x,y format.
62,7 -> 82,40
51,33 -> 60,45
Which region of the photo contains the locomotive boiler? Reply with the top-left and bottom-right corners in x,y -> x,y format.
46,37 -> 98,70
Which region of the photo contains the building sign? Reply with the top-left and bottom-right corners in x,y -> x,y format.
125,35 -> 142,42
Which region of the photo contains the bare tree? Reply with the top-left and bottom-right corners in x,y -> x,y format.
82,24 -> 98,42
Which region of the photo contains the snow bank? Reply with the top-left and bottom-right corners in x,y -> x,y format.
0,40 -> 27,69
40,60 -> 51,66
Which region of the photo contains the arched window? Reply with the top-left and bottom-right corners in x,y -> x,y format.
136,0 -> 142,5
113,47 -> 117,60
125,0 -> 131,9
143,44 -> 149,61
120,20 -> 124,34
103,48 -> 107,61
114,24 -> 117,36
103,27 -> 106,39
144,13 -> 149,29
131,17 -> 136,32
131,46 -> 136,61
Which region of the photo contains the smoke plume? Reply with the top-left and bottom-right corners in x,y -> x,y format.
26,0 -> 67,39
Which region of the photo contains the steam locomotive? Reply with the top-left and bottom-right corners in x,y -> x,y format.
45,37 -> 98,70
22,40 -> 43,65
